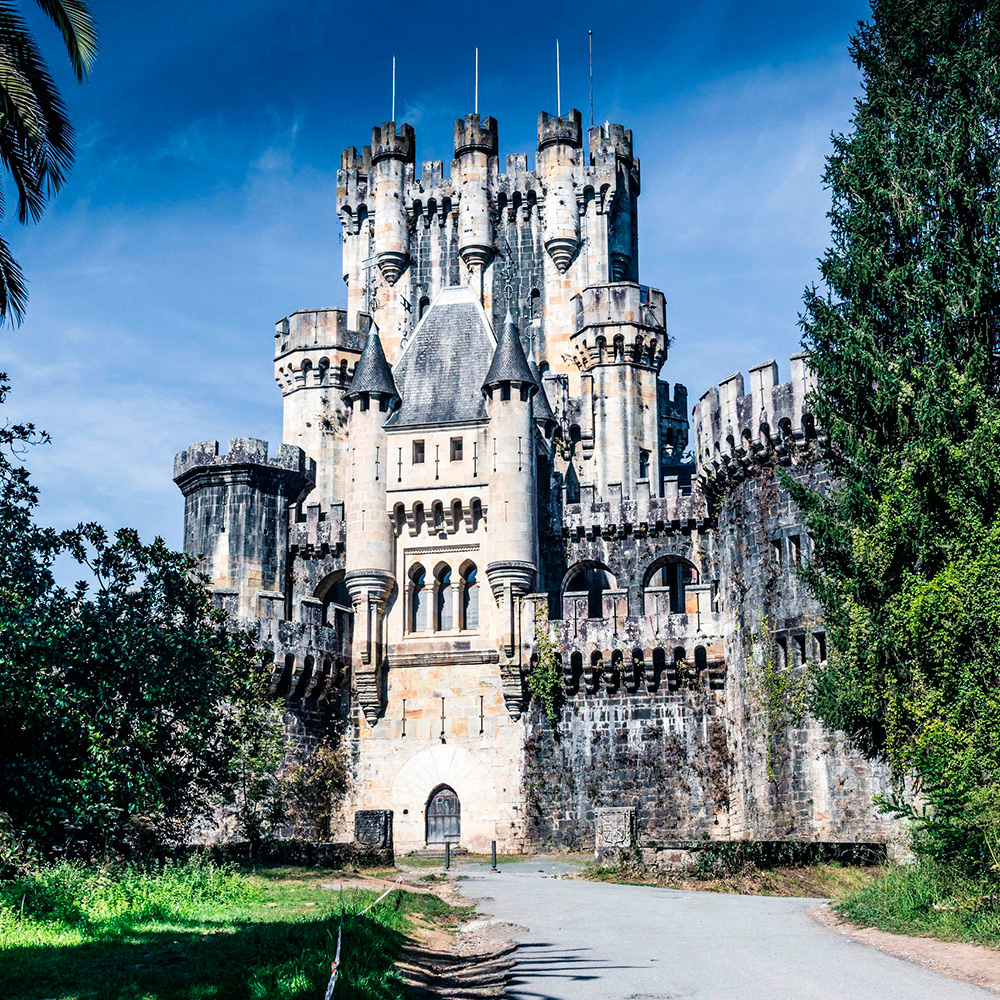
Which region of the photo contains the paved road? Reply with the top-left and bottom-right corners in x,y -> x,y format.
454,861 -> 993,1000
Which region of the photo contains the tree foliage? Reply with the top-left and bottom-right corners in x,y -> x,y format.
0,1 -> 97,323
0,374 -> 281,863
796,0 -> 1000,872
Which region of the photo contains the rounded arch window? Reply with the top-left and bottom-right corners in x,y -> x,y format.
410,564 -> 428,632
435,564 -> 453,630
563,561 -> 617,618
461,562 -> 479,629
643,557 -> 699,614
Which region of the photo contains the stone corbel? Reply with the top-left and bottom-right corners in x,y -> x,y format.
344,569 -> 393,725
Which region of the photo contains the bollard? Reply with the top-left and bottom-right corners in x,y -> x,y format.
491,839 -> 498,872
445,841 -> 451,870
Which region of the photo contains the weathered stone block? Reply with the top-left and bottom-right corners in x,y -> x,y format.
354,809 -> 393,849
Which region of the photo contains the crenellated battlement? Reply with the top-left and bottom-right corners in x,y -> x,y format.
561,479 -> 709,536
570,282 -> 667,371
692,353 -> 822,489
370,121 -> 415,164
454,113 -> 498,157
273,309 -> 367,396
537,109 -> 583,150
288,500 -> 347,555
173,438 -> 315,495
589,122 -> 634,164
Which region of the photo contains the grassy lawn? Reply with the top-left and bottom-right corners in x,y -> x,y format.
836,862 -> 1000,949
582,860 -> 882,899
0,858 -> 468,1000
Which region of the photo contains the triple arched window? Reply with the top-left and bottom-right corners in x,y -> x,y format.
408,560 -> 480,633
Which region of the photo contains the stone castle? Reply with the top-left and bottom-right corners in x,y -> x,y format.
174,108 -> 895,856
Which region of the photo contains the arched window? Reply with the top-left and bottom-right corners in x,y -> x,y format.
530,288 -> 541,319
643,557 -> 699,614
419,295 -> 430,318
436,564 -> 453,630
563,561 -> 617,618
461,563 -> 479,629
410,564 -> 428,632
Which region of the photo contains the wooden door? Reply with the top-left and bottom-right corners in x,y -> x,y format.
426,786 -> 461,844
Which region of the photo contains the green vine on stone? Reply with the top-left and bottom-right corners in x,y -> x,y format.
748,613 -> 807,783
528,601 -> 563,727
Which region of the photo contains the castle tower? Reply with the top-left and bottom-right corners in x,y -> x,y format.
455,113 -> 498,302
571,283 -> 668,494
274,308 -> 366,511
590,123 -> 640,282
173,438 -> 315,619
483,311 -> 538,671
343,323 -> 399,723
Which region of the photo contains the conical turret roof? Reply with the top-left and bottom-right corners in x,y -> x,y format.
482,310 -> 537,394
344,321 -> 399,403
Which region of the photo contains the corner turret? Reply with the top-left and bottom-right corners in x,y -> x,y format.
343,323 -> 398,725
370,121 -> 415,288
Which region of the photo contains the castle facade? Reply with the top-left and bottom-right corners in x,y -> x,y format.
174,109 -> 894,854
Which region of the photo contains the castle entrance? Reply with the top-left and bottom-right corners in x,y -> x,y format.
426,785 -> 461,844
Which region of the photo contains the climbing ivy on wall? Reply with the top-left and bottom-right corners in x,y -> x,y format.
528,602 -> 563,728
748,615 -> 806,784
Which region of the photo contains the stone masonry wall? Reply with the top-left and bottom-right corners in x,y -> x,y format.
718,456 -> 895,842
522,683 -> 730,848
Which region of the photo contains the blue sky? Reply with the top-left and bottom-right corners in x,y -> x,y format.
1,0 -> 869,557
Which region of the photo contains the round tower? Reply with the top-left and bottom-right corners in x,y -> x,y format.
173,438 -> 315,619
483,312 -> 538,659
343,322 -> 399,724
455,113 -> 498,293
537,109 -> 583,273
370,121 -> 415,286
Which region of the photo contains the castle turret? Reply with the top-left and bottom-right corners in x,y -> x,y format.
173,439 -> 315,619
590,123 -> 640,282
483,312 -> 538,667
537,110 -> 583,273
371,121 -> 414,288
343,323 -> 399,724
455,114 -> 498,294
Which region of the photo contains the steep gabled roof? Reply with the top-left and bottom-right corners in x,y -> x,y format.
344,322 -> 399,402
483,310 -> 538,392
388,286 -> 496,427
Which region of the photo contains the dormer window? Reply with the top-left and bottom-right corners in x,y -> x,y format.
412,440 -> 425,464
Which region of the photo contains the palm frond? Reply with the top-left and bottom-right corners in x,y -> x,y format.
29,0 -> 96,81
0,190 -> 29,325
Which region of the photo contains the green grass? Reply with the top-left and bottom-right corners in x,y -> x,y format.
0,857 -> 463,1000
837,862 -> 1000,949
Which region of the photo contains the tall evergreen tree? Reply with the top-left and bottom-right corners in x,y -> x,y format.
798,0 -> 1000,870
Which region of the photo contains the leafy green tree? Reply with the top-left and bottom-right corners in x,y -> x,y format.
796,0 -> 1000,872
0,374 -> 283,861
0,1 -> 97,322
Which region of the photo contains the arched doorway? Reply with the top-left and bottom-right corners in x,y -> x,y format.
426,785 -> 461,844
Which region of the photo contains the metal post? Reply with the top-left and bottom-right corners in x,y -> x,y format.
445,841 -> 451,870
556,38 -> 561,118
491,840 -> 498,872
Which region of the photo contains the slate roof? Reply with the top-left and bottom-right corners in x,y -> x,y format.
483,310 -> 538,392
388,287 -> 496,427
529,356 -> 556,425
345,322 -> 399,402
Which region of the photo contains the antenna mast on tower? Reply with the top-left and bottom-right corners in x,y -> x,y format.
556,38 -> 561,117
475,47 -> 479,114
391,55 -> 396,121
589,30 -> 594,128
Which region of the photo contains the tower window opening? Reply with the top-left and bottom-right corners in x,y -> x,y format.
530,288 -> 541,319
435,564 -> 454,631
419,295 -> 430,318
789,534 -> 801,566
412,440 -> 425,464
451,437 -> 463,461
501,384 -> 511,401
410,565 -> 428,632
815,632 -> 827,664
639,449 -> 650,480
461,563 -> 479,629
772,538 -> 783,569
